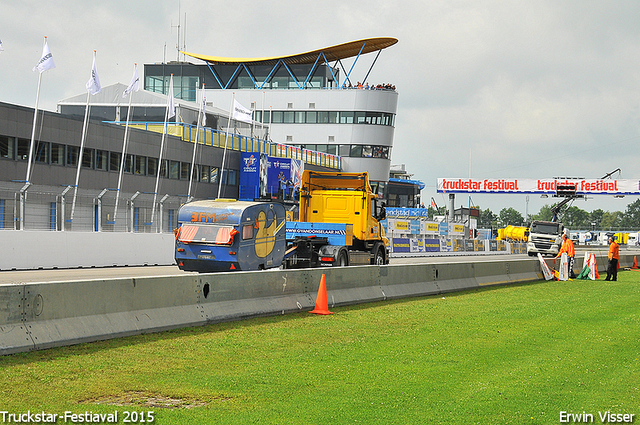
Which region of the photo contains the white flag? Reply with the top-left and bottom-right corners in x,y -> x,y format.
86,54 -> 101,95
232,99 -> 253,124
167,75 -> 176,118
122,66 -> 139,98
33,40 -> 55,73
200,95 -> 207,127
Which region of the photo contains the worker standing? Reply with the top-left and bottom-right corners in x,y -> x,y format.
556,233 -> 576,278
605,236 -> 619,281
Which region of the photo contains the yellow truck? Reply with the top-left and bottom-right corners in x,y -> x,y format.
175,170 -> 389,271
285,170 -> 390,268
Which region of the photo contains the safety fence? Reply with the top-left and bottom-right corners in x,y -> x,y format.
0,182 -> 184,233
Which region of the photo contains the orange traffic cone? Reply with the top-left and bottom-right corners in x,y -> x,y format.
309,274 -> 333,315
632,256 -> 638,269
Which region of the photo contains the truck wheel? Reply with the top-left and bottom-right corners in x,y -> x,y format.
337,251 -> 348,267
373,246 -> 385,265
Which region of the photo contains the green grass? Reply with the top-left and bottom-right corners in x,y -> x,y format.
1,273 -> 639,424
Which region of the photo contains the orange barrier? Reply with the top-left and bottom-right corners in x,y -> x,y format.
309,274 -> 333,315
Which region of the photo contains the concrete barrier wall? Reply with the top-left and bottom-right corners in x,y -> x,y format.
1,254 -> 635,356
0,231 -> 175,270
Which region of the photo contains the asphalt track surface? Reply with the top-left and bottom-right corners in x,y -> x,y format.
0,247 -> 626,285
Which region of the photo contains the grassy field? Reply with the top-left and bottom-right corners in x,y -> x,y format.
1,272 -> 639,424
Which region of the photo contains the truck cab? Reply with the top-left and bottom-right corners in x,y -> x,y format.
526,220 -> 564,256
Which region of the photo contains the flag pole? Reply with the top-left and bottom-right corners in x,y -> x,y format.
26,37 -> 48,184
150,74 -> 174,227
114,63 -> 137,226
218,92 -> 234,199
70,50 -> 100,223
188,83 -> 205,202
70,89 -> 92,223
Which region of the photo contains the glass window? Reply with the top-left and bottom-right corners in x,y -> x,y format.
283,111 -> 294,123
222,169 -> 237,186
339,112 -> 354,124
200,165 -> 209,183
373,146 -> 390,159
17,138 -> 29,161
148,157 -> 158,176
326,145 -> 338,155
306,111 -> 317,123
135,156 -> 146,175
51,143 -> 64,165
110,152 -> 120,172
355,112 -> 366,124
210,167 -> 219,184
362,146 -> 373,158
34,141 -> 49,163
181,162 -> 190,180
82,148 -> 94,169
169,160 -> 180,179
271,111 -> 283,123
339,145 -> 350,157
124,154 -> 134,174
350,145 -> 363,157
96,150 -> 108,170
159,160 -> 168,178
295,111 -> 305,123
67,146 -> 79,167
315,145 -> 327,153
317,111 -> 328,123
0,136 -> 14,159
328,111 -> 338,123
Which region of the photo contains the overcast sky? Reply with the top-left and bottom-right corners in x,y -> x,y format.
2,1 -> 640,217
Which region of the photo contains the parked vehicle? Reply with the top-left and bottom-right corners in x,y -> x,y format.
174,170 -> 389,272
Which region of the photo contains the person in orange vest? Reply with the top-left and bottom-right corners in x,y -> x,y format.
605,235 -> 619,281
556,233 -> 576,278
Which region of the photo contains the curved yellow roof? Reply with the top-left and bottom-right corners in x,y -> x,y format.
181,37 -> 398,66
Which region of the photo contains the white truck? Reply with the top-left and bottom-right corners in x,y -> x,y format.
526,220 -> 564,257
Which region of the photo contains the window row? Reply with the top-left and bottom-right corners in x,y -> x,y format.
0,135 -> 237,186
293,144 -> 391,159
253,110 -> 395,126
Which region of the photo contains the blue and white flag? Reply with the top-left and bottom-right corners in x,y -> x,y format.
33,40 -> 55,73
122,65 -> 139,98
86,54 -> 101,95
0,39 -> 4,53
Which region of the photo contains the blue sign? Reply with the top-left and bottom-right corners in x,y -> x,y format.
239,152 -> 261,200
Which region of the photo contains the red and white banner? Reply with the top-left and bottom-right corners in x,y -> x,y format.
437,178 -> 640,195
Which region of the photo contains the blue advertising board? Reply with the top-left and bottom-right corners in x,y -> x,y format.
239,152 -> 261,200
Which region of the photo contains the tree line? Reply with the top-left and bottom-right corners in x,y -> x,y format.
429,199 -> 640,231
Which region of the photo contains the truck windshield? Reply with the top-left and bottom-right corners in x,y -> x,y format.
177,224 -> 236,245
530,223 -> 560,234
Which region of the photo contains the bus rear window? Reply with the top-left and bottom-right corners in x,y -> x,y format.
177,224 -> 236,245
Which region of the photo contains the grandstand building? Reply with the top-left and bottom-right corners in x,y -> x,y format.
143,37 -> 399,187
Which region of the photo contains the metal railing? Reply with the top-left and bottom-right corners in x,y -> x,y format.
0,182 -> 184,233
111,122 -> 343,170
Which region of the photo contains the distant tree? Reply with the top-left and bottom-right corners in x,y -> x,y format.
600,211 -> 624,230
589,209 -> 605,230
563,206 -> 590,229
499,207 -> 525,227
531,204 -> 553,222
428,206 -> 446,218
478,208 -> 498,229
622,199 -> 640,230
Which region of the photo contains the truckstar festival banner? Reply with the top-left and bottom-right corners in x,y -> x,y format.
437,178 -> 640,195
